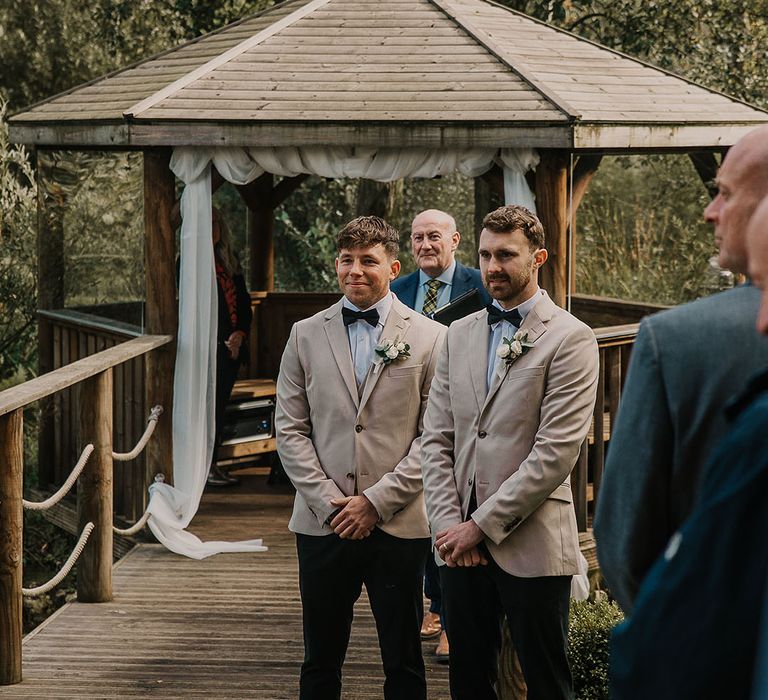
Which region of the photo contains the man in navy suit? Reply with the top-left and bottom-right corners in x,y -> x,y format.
392,209 -> 490,318
392,209 -> 489,661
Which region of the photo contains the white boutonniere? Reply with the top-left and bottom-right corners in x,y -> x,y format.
496,329 -> 534,376
373,337 -> 410,373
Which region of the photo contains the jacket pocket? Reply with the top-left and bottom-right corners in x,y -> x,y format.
504,366 -> 545,381
388,363 -> 423,377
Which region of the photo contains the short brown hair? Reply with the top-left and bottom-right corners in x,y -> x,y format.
482,205 -> 545,250
337,216 -> 399,257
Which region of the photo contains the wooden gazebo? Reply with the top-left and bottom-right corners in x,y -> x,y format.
10,0 -> 768,521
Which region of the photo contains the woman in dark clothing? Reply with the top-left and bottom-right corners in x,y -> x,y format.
207,207 -> 252,487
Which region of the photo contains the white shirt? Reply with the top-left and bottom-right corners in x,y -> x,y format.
486,288 -> 543,389
343,292 -> 394,386
414,260 -> 456,314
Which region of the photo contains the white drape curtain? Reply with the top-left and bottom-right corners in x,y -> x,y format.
146,145 -> 538,559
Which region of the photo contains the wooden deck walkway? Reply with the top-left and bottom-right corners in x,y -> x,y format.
2,475 -> 450,699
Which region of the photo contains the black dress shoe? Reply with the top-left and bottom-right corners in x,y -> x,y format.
206,471 -> 231,487
207,464 -> 240,487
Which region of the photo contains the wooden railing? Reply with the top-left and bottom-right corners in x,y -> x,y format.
0,334 -> 171,685
571,324 -> 639,531
38,309 -> 149,522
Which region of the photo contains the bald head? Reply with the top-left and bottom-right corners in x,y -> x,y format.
704,124 -> 768,275
746,195 -> 768,335
410,209 -> 460,277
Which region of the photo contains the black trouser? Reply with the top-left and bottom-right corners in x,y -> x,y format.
296,529 -> 430,700
212,344 -> 239,465
440,555 -> 573,700
424,552 -> 443,618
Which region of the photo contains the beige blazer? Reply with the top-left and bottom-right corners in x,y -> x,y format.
421,291 -> 599,576
276,294 -> 446,539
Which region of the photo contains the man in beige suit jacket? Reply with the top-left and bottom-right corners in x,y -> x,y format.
276,216 -> 446,700
421,205 -> 599,700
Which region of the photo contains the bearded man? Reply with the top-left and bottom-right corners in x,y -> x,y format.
420,205 -> 599,700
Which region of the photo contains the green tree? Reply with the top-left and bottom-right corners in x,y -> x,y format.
0,99 -> 37,379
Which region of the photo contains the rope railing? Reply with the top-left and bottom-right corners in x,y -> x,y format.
22,522 -> 95,597
112,474 -> 164,536
112,405 -> 163,461
113,509 -> 151,537
22,444 -> 94,511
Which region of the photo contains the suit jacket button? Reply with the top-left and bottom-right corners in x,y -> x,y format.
478,430 -> 487,438
355,424 -> 363,433
346,472 -> 354,479
468,478 -> 473,486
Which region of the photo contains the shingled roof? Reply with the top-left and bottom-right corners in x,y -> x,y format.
10,0 -> 768,149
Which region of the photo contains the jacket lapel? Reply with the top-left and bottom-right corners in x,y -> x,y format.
468,311 -> 490,412
401,272 -> 419,309
323,301 -> 360,410
481,291 -> 555,413
450,262 -> 469,300
358,298 -> 411,415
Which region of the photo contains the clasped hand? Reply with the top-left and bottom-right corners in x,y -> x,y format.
330,495 -> 379,540
434,520 -> 488,567
225,331 -> 243,360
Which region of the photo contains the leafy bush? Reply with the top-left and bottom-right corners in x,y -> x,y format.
568,598 -> 625,700
0,100 -> 37,381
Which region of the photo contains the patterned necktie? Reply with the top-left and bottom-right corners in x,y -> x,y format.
422,279 -> 441,316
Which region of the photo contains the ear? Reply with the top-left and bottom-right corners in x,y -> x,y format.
335,257 -> 340,275
451,231 -> 461,251
533,248 -> 548,268
389,258 -> 401,280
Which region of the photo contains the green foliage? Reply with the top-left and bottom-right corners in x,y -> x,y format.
576,155 -> 719,304
0,0 -> 279,112
0,99 -> 37,380
568,598 -> 625,700
62,152 -> 145,307
273,176 -> 356,291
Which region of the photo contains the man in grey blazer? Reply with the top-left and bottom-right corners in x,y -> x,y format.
595,125 -> 768,614
276,216 -> 446,700
421,205 -> 599,700
391,208 -> 491,315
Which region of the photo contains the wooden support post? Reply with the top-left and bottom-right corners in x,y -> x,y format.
77,370 -> 113,603
239,174 -> 275,291
0,409 -> 24,685
37,149 -> 65,489
144,149 -> 177,487
535,151 -> 569,308
689,151 -> 720,199
474,176 -> 491,265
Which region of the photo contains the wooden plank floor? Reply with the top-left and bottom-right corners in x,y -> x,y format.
2,474 -> 450,699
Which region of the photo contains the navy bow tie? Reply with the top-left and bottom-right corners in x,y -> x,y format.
486,304 -> 522,327
342,306 -> 380,327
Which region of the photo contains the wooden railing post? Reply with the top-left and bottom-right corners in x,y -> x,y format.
0,409 -> 24,685
77,369 -> 113,603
